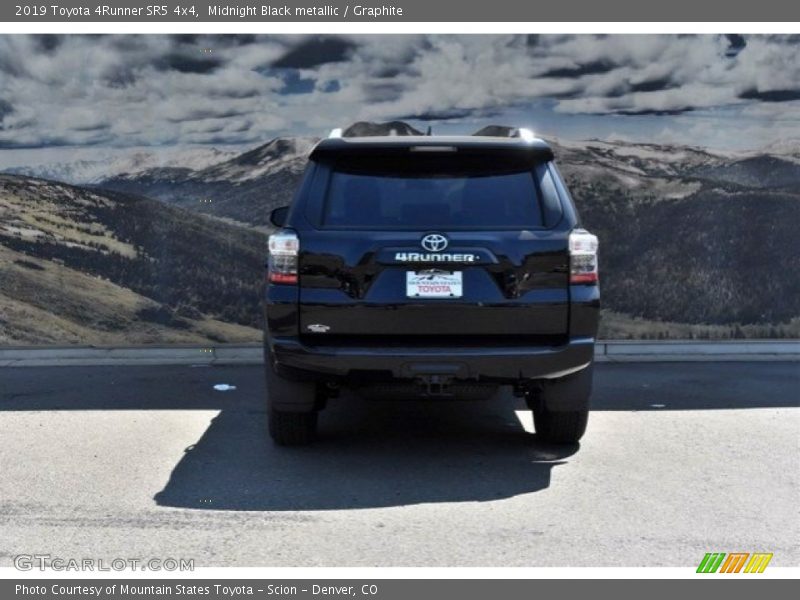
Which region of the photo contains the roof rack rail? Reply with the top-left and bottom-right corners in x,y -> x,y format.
517,128 -> 536,142
471,125 -> 536,141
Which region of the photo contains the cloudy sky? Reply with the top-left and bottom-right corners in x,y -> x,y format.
1,33 -> 799,160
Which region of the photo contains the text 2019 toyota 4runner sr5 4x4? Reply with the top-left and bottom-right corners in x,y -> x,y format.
263,128 -> 599,446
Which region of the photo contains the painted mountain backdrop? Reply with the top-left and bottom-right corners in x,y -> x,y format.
2,122 -> 799,344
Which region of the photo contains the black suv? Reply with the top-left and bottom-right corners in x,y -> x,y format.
264,128 -> 599,446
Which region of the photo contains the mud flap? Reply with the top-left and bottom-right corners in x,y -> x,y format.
533,363 -> 593,412
265,358 -> 320,413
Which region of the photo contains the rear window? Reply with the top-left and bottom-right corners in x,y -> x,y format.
322,169 -> 544,229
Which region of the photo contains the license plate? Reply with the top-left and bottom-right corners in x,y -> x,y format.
406,271 -> 462,298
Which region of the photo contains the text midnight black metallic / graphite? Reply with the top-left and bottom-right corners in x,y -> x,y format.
5,2 -> 789,23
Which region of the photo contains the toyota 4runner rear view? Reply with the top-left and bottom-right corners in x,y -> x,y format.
263,127 -> 600,446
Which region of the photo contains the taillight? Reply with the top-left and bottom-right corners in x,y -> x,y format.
267,230 -> 299,285
569,229 -> 599,285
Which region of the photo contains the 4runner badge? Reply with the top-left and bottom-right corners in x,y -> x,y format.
307,324 -> 331,333
394,252 -> 478,263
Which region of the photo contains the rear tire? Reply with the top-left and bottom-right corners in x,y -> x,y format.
268,409 -> 318,446
533,406 -> 588,444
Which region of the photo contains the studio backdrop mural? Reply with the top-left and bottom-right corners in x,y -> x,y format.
0,34 -> 798,344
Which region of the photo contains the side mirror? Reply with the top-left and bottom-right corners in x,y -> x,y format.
270,206 -> 289,228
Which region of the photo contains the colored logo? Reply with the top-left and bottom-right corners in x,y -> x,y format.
421,233 -> 448,252
696,552 -> 773,573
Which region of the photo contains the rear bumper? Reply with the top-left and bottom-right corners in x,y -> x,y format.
269,335 -> 595,383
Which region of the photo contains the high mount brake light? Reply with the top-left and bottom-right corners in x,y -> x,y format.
409,145 -> 458,153
267,230 -> 299,285
569,229 -> 599,285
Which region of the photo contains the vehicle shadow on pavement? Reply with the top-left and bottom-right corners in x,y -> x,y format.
154,391 -> 576,511
3,362 -> 796,512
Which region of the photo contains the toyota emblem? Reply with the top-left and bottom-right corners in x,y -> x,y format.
421,233 -> 448,252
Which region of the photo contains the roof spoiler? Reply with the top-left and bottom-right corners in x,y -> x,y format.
310,138 -> 554,162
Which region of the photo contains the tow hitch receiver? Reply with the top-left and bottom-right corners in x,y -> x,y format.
416,374 -> 455,397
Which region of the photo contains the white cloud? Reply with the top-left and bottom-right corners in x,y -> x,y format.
0,34 -> 798,149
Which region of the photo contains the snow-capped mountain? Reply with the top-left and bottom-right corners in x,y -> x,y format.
99,137 -> 319,228
548,136 -> 800,198
197,137 -> 318,183
759,138 -> 800,157
2,146 -> 239,185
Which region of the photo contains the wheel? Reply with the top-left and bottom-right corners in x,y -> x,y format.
533,406 -> 588,444
268,408 -> 318,446
264,360 -> 320,446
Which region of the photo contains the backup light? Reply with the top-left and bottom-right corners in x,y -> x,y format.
268,230 -> 299,285
569,229 -> 599,285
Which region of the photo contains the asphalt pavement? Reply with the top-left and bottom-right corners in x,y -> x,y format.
0,362 -> 797,567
